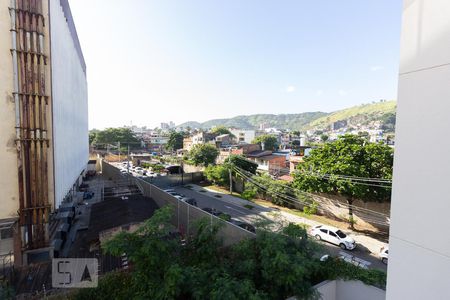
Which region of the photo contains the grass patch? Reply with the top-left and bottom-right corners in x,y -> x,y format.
243,204 -> 254,210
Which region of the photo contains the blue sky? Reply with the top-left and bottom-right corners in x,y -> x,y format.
69,0 -> 402,129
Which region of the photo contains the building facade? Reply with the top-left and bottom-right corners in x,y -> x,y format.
386,0 -> 450,299
230,129 -> 263,144
0,0 -> 88,266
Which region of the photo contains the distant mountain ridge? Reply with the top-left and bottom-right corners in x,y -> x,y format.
177,100 -> 396,131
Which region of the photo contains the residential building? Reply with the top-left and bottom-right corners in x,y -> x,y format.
246,150 -> 286,174
247,154 -> 286,175
289,146 -> 312,173
0,0 -> 88,265
182,132 -> 215,151
386,1 -> 450,299
215,134 -> 232,147
160,122 -> 175,130
217,143 -> 261,164
230,143 -> 261,155
229,129 -> 263,144
183,136 -> 193,151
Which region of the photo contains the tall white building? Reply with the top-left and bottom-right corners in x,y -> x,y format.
0,0 -> 88,265
387,0 -> 450,299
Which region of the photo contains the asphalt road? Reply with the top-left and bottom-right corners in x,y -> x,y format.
171,186 -> 387,272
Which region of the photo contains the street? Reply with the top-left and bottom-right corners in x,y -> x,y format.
170,185 -> 387,272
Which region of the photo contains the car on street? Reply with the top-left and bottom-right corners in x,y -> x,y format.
181,197 -> 197,207
310,225 -> 356,250
379,246 -> 388,264
201,207 -> 231,220
230,219 -> 256,233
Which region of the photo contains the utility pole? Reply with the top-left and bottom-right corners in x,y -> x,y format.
229,168 -> 233,194
127,144 -> 130,173
228,148 -> 233,194
180,159 -> 184,185
118,141 -> 121,162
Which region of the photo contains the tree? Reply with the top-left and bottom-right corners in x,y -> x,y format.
94,128 -> 141,149
75,206 -> 386,299
89,129 -> 99,145
166,131 -> 185,151
189,144 -> 219,166
292,130 -> 301,137
210,126 -> 233,136
224,155 -> 258,174
204,165 -> 230,187
320,134 -> 329,142
252,135 -> 278,151
292,134 -> 393,228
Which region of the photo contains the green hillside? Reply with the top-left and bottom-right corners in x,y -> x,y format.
178,112 -> 327,130
308,100 -> 396,129
177,101 -> 397,131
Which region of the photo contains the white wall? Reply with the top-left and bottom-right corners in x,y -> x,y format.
387,1 -> 450,299
50,0 -> 88,208
314,280 -> 385,300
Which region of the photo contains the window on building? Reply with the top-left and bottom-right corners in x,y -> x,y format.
0,227 -> 13,240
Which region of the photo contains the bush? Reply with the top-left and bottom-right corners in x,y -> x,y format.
303,201 -> 318,215
241,189 -> 256,201
204,165 -> 230,187
151,164 -> 165,173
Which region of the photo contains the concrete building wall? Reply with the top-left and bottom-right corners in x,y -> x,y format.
0,2 -> 19,221
387,1 -> 450,299
315,280 -> 385,300
230,129 -> 260,144
49,0 -> 88,208
0,0 -> 55,261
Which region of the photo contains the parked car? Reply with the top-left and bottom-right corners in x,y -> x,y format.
168,191 -> 185,198
163,188 -> 176,193
230,219 -> 256,233
380,246 -> 389,264
181,197 -> 197,207
201,207 -> 231,221
310,225 -> 356,250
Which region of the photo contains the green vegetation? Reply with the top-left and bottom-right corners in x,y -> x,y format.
204,165 -> 230,187
90,128 -> 141,149
308,100 -> 396,129
293,134 -> 394,228
188,144 -> 219,166
179,112 -> 327,131
243,204 -> 254,210
210,126 -> 234,137
151,164 -> 165,173
74,206 -> 386,300
177,101 -> 396,131
252,135 -> 278,151
241,189 -> 257,201
225,155 -> 258,174
166,131 -> 185,151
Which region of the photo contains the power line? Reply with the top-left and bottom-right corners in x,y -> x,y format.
232,155 -> 392,187
233,166 -> 390,222
235,165 -> 389,218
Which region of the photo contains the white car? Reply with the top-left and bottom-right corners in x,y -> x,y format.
379,246 -> 388,264
310,225 -> 356,250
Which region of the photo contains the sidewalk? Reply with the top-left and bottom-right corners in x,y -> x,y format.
187,184 -> 387,255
